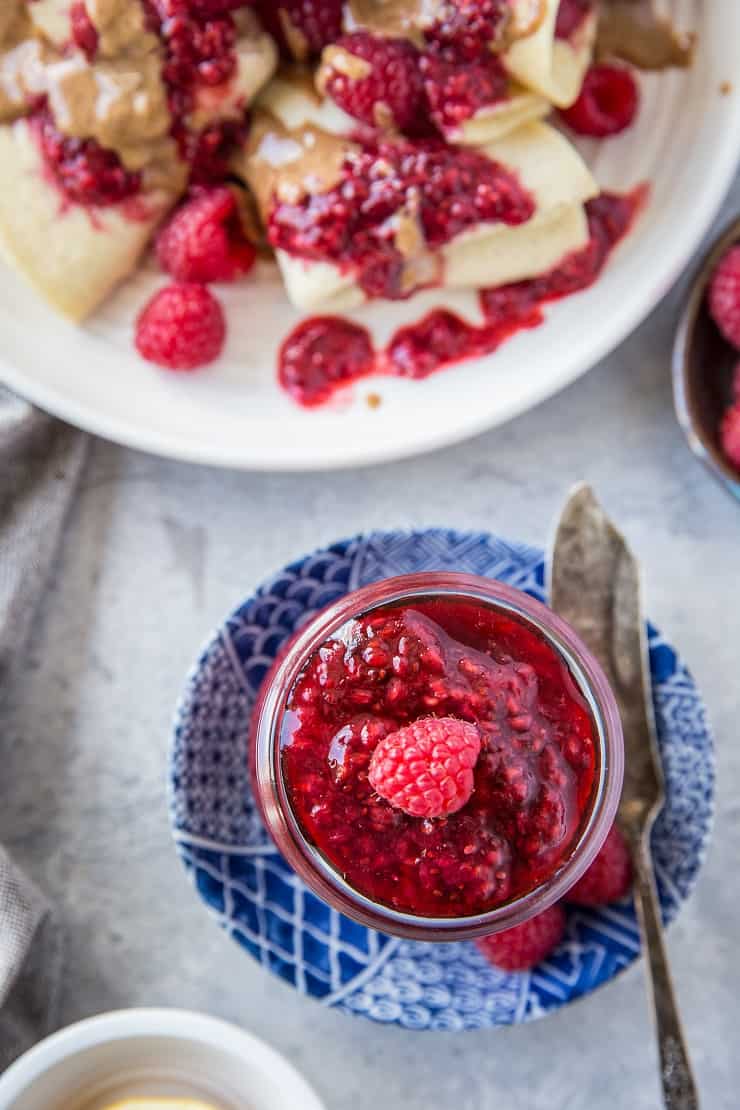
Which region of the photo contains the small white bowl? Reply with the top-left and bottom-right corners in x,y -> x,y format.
0,1009 -> 326,1110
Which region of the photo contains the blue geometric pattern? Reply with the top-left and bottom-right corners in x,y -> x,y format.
169,529 -> 715,1031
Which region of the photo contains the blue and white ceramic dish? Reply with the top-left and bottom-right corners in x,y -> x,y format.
169,529 -> 715,1032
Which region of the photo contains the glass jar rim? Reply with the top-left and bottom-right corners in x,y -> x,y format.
251,572 -> 624,941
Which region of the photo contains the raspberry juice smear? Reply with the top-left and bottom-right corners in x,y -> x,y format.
277,186 -> 647,406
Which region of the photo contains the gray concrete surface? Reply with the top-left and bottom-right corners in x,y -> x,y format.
2,180 -> 740,1109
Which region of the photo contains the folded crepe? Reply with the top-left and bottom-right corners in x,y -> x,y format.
450,85 -> 550,145
0,118 -> 175,321
322,1 -> 554,145
0,1 -> 277,320
504,0 -> 597,108
236,77 -> 597,313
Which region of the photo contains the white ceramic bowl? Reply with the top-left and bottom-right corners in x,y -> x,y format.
0,1009 -> 325,1110
1,0 -> 739,470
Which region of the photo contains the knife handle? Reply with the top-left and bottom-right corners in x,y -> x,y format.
631,833 -> 700,1110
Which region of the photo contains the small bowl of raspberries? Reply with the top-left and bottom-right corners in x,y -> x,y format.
673,215 -> 740,502
249,571 -> 626,956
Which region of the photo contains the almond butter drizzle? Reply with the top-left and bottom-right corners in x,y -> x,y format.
239,110 -> 355,217
0,0 -> 38,118
0,0 -> 27,49
46,51 -> 183,189
278,8 -> 311,62
0,0 -> 185,191
597,0 -> 694,70
87,0 -> 154,59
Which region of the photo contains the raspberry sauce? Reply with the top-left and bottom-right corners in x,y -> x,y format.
31,108 -> 142,208
277,186 -> 647,406
280,597 -> 597,917
269,138 -> 535,301
69,1 -> 99,60
141,0 -> 240,181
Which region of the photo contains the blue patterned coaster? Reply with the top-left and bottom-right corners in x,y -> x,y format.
169,529 -> 715,1031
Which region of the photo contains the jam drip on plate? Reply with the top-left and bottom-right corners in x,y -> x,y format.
278,186 -> 647,406
281,598 -> 597,917
269,137 -> 535,301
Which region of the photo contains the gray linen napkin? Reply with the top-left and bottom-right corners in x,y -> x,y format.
0,389 -> 88,1070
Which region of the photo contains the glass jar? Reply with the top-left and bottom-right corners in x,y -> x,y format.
251,572 -> 624,941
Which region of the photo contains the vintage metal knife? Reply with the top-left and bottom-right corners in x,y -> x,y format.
549,483 -> 699,1110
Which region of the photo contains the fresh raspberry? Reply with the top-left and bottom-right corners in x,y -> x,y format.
278,316 -> 374,406
708,246 -> 740,349
720,404 -> 740,472
425,0 -> 509,61
560,64 -> 639,137
421,50 -> 509,135
32,109 -> 141,207
566,824 -> 632,906
135,283 -> 225,370
156,187 -> 256,283
70,2 -> 99,60
368,716 -> 481,819
255,0 -> 342,61
476,904 -> 567,971
320,34 -> 424,134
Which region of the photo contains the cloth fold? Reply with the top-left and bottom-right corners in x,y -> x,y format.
0,389 -> 88,1070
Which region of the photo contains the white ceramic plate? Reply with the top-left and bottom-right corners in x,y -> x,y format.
0,1008 -> 326,1110
1,1 -> 739,471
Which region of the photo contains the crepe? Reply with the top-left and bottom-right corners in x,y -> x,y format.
322,3 -> 553,145
237,81 -> 597,312
504,0 -> 597,108
23,0 -> 71,50
0,2 -> 277,322
0,118 -> 175,321
452,86 -> 549,145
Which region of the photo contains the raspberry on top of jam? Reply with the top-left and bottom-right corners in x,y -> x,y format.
280,598 -> 597,918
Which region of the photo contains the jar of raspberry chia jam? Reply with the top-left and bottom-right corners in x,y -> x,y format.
251,573 -> 623,940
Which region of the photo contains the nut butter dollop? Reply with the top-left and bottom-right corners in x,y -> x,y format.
87,0 -> 156,59
241,111 -> 354,217
0,0 -> 28,48
0,0 -> 43,120
45,49 -> 184,190
0,0 -> 185,193
597,0 -> 695,70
